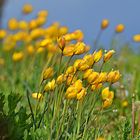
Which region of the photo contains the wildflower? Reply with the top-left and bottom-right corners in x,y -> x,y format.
101,87 -> 114,100
0,58 -> 5,66
104,50 -> 115,62
73,30 -> 84,41
56,74 -> 66,85
91,83 -> 102,91
0,30 -> 7,39
32,93 -> 43,100
74,80 -> 83,92
66,66 -> 76,76
115,24 -> 125,33
29,20 -> 38,30
44,79 -> 56,92
66,74 -> 77,86
8,18 -> 18,30
122,100 -> 128,107
101,19 -> 109,30
93,49 -> 103,63
43,67 -> 54,80
93,72 -> 107,84
26,45 -> 35,55
38,10 -> 48,17
12,52 -> 24,62
59,26 -> 68,36
74,42 -> 86,55
36,17 -> 46,26
74,59 -> 89,71
102,87 -> 114,108
18,20 -> 28,30
103,99 -> 113,108
77,87 -> 87,100
133,34 -> 140,42
87,72 -> 99,84
83,54 -> 94,67
22,4 -> 33,14
63,45 -> 75,56
57,36 -> 66,51
107,70 -> 121,83
83,69 -> 93,79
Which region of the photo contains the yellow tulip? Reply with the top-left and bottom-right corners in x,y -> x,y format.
22,4 -> 33,14
12,52 -> 24,62
32,93 -> 43,100
104,50 -> 115,62
133,34 -> 140,42
43,67 -> 54,80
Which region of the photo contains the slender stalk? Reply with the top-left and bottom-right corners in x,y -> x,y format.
26,90 -> 36,129
132,93 -> 135,138
58,52 -> 63,76
92,30 -> 102,53
38,100 -> 48,128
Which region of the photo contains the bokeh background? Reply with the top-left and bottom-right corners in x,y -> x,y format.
1,0 -> 140,49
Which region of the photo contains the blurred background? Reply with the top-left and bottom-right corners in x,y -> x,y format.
1,0 -> 140,49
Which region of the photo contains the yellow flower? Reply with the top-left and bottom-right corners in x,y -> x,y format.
133,34 -> 140,42
66,66 -> 76,75
18,20 -> 28,30
74,59 -> 89,71
77,88 -> 87,100
12,52 -> 24,62
29,20 -> 38,30
22,4 -> 33,14
73,30 -> 84,41
93,49 -> 103,63
57,36 -> 66,51
26,45 -> 35,55
87,72 -> 99,84
74,80 -> 83,92
101,87 -> 114,100
56,74 -> 66,85
8,18 -> 18,30
44,79 -> 56,92
103,99 -> 113,108
104,50 -> 115,62
0,30 -> 7,39
59,26 -> 68,36
36,16 -> 46,26
83,54 -> 94,67
43,67 -> 54,80
91,83 -> 102,91
83,69 -> 93,79
74,42 -> 86,55
63,45 -> 75,56
66,74 -> 77,86
93,72 -> 107,84
122,100 -> 128,107
97,137 -> 105,140
38,10 -> 48,17
115,24 -> 125,33
32,93 -> 43,100
101,19 -> 109,30
0,58 -> 5,66
107,70 -> 121,83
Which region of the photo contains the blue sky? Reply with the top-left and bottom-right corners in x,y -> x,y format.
2,0 -> 140,49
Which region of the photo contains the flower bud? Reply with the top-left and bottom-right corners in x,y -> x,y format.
93,49 -> 103,63
83,69 -> 93,79
133,34 -> 140,42
74,42 -> 86,55
12,52 -> 24,62
87,72 -> 99,84
115,24 -> 125,33
104,50 -> 115,62
77,88 -> 86,100
32,93 -> 43,100
44,79 -> 56,92
57,37 -> 66,50
101,19 -> 109,30
43,67 -> 54,80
